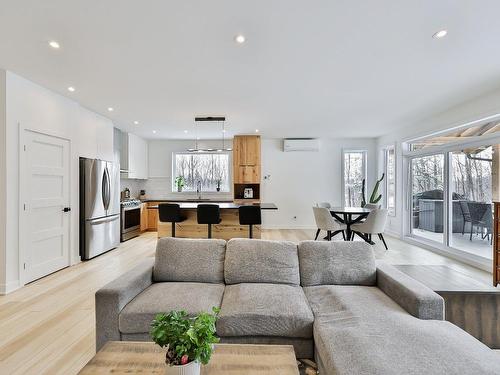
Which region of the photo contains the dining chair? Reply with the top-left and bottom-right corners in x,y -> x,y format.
312,206 -> 347,241
315,202 -> 331,208
350,208 -> 389,250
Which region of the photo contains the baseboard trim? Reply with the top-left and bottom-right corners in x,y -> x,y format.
261,225 -> 316,230
384,229 -> 400,238
0,280 -> 21,295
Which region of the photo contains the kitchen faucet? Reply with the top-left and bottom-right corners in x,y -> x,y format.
196,180 -> 202,199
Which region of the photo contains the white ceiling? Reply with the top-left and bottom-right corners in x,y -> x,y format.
1,0 -> 500,139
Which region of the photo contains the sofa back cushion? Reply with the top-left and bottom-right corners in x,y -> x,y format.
298,241 -> 376,286
154,237 -> 226,283
224,238 -> 300,285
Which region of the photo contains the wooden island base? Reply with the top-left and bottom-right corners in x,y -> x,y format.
157,208 -> 261,239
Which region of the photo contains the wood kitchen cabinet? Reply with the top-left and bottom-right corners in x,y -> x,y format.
147,202 -> 159,231
140,203 -> 148,232
234,135 -> 260,166
233,136 -> 261,184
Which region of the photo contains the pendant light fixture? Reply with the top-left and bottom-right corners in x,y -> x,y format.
187,116 -> 232,152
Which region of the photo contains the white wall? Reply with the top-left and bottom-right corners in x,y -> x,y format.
376,85 -> 500,237
261,138 -> 377,229
0,70 -> 6,292
0,70 -> 114,294
121,139 -> 234,201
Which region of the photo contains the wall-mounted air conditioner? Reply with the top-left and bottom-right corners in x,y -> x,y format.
283,138 -> 320,152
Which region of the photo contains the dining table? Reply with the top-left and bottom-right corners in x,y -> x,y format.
329,206 -> 372,243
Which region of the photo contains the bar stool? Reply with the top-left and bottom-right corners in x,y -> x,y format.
158,203 -> 186,237
197,204 -> 221,238
239,205 -> 261,239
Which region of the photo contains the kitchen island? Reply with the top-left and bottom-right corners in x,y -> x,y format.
147,201 -> 277,239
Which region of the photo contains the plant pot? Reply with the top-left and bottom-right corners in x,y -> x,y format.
177,186 -> 182,193
165,361 -> 200,375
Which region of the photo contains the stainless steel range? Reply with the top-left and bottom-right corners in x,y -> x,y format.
121,199 -> 141,241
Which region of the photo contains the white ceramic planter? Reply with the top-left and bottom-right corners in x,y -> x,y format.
165,361 -> 200,375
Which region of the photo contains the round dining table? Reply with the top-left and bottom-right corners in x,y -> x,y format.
329,206 -> 372,242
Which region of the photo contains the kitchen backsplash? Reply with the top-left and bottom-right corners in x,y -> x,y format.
120,177 -> 233,201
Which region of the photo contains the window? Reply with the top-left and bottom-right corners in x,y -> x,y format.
173,152 -> 230,192
343,150 -> 367,207
384,146 -> 396,216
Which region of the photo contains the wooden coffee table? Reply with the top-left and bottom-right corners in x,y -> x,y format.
79,341 -> 300,375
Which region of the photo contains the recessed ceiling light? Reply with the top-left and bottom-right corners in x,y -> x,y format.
184,130 -> 188,133
67,86 -> 75,92
107,107 -> 114,112
49,40 -> 60,49
134,120 -> 139,125
432,29 -> 448,39
255,129 -> 259,133
152,130 -> 157,134
234,34 -> 246,44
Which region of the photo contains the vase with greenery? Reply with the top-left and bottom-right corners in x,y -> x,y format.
361,173 -> 385,207
150,307 -> 220,375
175,176 -> 185,193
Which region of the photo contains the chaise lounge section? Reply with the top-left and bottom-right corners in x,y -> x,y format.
95,237 -> 499,374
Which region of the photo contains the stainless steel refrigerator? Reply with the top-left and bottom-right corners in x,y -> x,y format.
79,158 -> 120,260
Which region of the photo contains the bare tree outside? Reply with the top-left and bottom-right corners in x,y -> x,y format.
174,153 -> 230,192
344,151 -> 366,207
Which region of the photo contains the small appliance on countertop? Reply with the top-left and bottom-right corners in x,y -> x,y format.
139,189 -> 146,200
120,198 -> 142,242
243,187 -> 254,199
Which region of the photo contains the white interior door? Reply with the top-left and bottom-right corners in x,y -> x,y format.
21,130 -> 71,283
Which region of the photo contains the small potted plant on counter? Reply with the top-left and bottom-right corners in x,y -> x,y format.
150,307 -> 220,375
175,176 -> 185,192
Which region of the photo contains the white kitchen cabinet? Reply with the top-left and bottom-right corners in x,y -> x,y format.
96,117 -> 114,162
122,132 -> 148,179
77,108 -> 113,161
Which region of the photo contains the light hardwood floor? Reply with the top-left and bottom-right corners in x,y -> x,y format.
0,230 -> 495,374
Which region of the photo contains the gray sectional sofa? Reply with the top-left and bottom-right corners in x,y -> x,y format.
96,237 -> 499,374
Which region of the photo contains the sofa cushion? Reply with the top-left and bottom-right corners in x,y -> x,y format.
298,241 -> 376,286
305,285 -> 499,375
224,239 -> 300,285
119,282 -> 225,334
217,283 -> 314,338
153,237 -> 226,283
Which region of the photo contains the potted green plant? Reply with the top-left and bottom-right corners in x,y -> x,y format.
174,176 -> 185,193
150,308 -> 220,375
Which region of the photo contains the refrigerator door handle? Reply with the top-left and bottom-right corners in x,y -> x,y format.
89,214 -> 120,225
102,167 -> 111,211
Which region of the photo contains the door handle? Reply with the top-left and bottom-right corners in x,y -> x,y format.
63,207 -> 71,212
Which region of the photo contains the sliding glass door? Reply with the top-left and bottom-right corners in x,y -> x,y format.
407,145 -> 494,261
450,147 -> 493,258
410,154 -> 445,244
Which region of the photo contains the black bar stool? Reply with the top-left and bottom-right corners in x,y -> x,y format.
197,204 -> 221,238
158,203 -> 186,237
239,205 -> 261,239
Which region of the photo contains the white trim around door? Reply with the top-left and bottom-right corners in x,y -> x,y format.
19,129 -> 72,284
